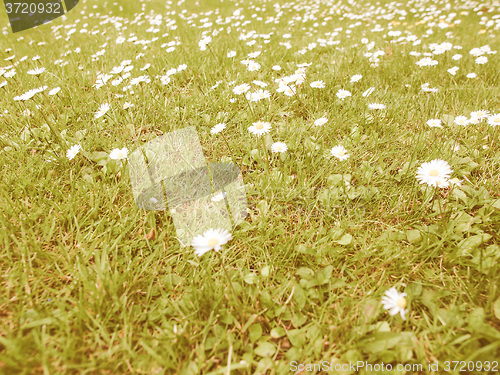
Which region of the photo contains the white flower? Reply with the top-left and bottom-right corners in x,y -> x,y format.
381,287 -> 408,320
466,73 -> 477,79
210,123 -> 226,134
109,147 -> 129,160
454,115 -> 469,126
233,83 -> 251,95
48,87 -> 61,95
310,80 -> 325,88
272,65 -> 281,71
27,67 -> 46,75
95,103 -> 110,119
447,66 -> 459,75
247,60 -> 261,71
330,145 -> 350,161
66,144 -> 81,160
227,51 -> 236,58
314,117 -> 328,126
416,159 -> 452,188
248,121 -> 272,136
336,89 -> 352,100
350,74 -> 362,82
470,110 -> 490,120
426,119 -> 442,128
271,142 -> 288,153
452,54 -> 462,60
449,178 -> 462,187
191,228 -> 232,256
416,57 -> 438,67
123,102 -> 134,109
248,89 -> 271,102
475,56 -> 488,64
368,103 -> 386,110
487,113 -> 500,127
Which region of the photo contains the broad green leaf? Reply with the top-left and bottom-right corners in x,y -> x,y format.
254,342 -> 276,357
406,229 -> 422,244
334,233 -> 352,245
244,272 -> 258,285
261,266 -> 270,277
292,283 -> 306,309
315,265 -> 333,285
458,234 -> 492,255
248,323 -> 262,343
295,267 -> 314,279
442,114 -> 454,126
358,332 -> 403,354
492,199 -> 500,210
90,151 -> 109,162
493,297 -> 500,320
288,329 -> 306,348
270,327 -> 286,338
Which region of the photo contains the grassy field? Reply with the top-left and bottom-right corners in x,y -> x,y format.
1,0 -> 500,373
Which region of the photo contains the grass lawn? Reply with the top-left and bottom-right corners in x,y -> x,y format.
0,0 -> 499,373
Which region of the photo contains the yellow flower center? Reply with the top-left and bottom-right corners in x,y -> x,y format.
429,169 -> 439,177
338,150 -> 345,156
397,297 -> 407,309
207,238 -> 219,247
255,123 -> 264,130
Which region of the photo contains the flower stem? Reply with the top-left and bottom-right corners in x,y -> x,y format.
218,251 -> 241,305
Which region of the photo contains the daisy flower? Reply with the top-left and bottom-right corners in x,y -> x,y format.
336,89 -> 352,100
95,102 -> 110,119
314,117 -> 328,126
350,74 -> 362,82
227,51 -> 236,58
426,119 -> 442,128
191,228 -> 232,256
123,102 -> 134,109
330,145 -> 350,161
487,113 -> 500,127
247,61 -> 261,71
310,80 -> 325,88
475,56 -> 488,64
470,110 -> 490,121
48,87 -> 61,95
272,65 -> 282,71
27,67 -> 46,75
211,123 -> 226,134
368,103 -> 386,110
454,115 -> 469,126
233,83 -> 251,95
449,178 -> 462,187
109,147 -> 129,160
248,121 -> 272,136
416,159 -> 452,188
416,57 -> 438,67
466,73 -> 477,79
271,142 -> 288,153
66,144 -> 81,160
447,66 -> 459,75
381,287 -> 408,320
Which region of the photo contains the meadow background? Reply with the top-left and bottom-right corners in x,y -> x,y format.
0,0 -> 500,373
